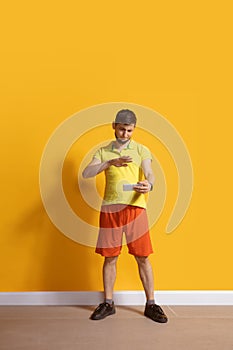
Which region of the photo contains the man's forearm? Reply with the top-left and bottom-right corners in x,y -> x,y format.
146,173 -> 155,186
82,161 -> 110,178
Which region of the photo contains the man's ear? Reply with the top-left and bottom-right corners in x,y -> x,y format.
112,122 -> 116,129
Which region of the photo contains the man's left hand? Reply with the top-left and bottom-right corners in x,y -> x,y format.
133,180 -> 152,193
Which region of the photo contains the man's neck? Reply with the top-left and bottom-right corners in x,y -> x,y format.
114,139 -> 131,150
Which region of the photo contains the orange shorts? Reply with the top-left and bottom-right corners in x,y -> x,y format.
95,204 -> 153,257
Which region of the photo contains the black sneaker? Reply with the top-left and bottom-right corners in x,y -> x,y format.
144,304 -> 168,323
90,302 -> 116,320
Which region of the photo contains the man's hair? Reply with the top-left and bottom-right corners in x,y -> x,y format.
115,109 -> 137,125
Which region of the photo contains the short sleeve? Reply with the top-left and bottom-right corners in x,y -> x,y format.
93,148 -> 102,161
140,145 -> 152,160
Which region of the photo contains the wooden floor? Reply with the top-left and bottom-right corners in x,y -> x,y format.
1,305 -> 233,350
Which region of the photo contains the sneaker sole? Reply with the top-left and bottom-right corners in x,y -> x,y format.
144,313 -> 168,323
90,309 -> 116,320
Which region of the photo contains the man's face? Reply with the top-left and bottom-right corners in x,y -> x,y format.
113,123 -> 135,142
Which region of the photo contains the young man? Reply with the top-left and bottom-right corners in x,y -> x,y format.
82,109 -> 168,323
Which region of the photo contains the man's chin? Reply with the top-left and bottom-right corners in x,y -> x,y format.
116,138 -> 129,144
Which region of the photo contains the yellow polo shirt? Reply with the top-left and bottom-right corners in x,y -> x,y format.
93,140 -> 152,208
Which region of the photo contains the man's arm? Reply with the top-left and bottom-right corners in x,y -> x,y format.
142,158 -> 155,187
134,158 -> 155,193
82,156 -> 133,178
82,157 -> 109,178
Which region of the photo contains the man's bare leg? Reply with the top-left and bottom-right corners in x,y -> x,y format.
135,256 -> 168,323
90,256 -> 118,320
135,256 -> 154,301
103,256 -> 118,300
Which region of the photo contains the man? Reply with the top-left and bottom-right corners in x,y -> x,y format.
82,109 -> 168,323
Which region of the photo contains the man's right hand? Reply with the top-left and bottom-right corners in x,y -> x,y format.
109,156 -> 133,167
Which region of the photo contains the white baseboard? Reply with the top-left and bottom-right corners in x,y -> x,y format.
0,291 -> 233,306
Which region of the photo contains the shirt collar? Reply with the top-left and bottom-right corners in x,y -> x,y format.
111,139 -> 135,150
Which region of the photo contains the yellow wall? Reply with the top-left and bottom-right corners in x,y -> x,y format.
0,1 -> 232,292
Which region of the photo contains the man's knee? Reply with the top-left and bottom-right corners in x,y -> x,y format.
135,256 -> 149,266
104,256 -> 118,266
